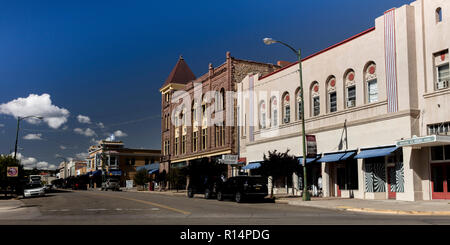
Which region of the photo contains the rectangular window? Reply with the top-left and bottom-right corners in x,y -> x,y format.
202,128 -> 207,150
260,113 -> 266,129
284,105 -> 290,123
174,137 -> 179,155
437,64 -> 449,90
347,86 -> 356,108
431,146 -> 444,161
215,126 -> 219,147
313,97 -> 320,116
329,92 -> 337,113
272,109 -> 278,127
297,101 -> 302,120
368,79 -> 378,103
221,126 -> 225,146
192,132 -> 198,152
181,135 -> 186,154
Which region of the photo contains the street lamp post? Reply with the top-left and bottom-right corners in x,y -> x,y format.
13,116 -> 43,162
263,38 -> 310,201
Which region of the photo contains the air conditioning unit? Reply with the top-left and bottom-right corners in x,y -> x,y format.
347,100 -> 356,108
437,80 -> 449,90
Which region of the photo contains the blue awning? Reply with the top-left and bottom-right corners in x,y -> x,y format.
242,162 -> 261,170
317,151 -> 356,162
108,170 -> 122,176
355,146 -> 398,159
148,169 -> 159,174
90,170 -> 102,176
297,157 -> 318,165
136,163 -> 160,172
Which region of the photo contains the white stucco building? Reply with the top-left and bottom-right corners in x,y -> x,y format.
238,0 -> 450,201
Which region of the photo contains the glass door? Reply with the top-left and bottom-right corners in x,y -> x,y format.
431,164 -> 450,199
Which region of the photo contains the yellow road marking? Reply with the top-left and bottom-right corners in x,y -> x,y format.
79,191 -> 191,215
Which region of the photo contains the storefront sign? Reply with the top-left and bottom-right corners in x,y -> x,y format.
221,154 -> 238,164
306,135 -> 317,158
7,167 -> 18,177
396,135 -> 436,147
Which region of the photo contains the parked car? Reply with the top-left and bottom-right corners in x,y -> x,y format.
216,176 -> 268,203
23,183 -> 45,198
43,184 -> 53,193
101,178 -> 120,191
187,175 -> 220,199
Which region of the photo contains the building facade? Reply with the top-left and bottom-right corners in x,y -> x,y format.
238,0 -> 450,201
160,52 -> 279,180
87,140 -> 161,187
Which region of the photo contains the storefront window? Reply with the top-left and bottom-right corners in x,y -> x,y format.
431,146 -> 445,161
445,145 -> 450,160
365,157 -> 386,192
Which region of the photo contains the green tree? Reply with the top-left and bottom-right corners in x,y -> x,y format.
133,169 -> 149,189
167,168 -> 186,192
259,149 -> 299,198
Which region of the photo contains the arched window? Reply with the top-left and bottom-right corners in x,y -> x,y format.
270,96 -> 278,127
295,88 -> 303,121
364,62 -> 378,103
344,69 -> 356,108
326,76 -> 337,113
311,82 -> 320,116
436,7 -> 443,23
282,92 -> 290,124
259,101 -> 266,129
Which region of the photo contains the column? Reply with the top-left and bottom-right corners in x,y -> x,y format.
321,162 -> 330,197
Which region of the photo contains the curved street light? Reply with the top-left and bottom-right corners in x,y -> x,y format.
13,115 -> 44,162
263,37 -> 310,201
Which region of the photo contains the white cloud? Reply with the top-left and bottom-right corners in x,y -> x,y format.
36,161 -> 49,169
59,145 -> 67,150
113,130 -> 127,137
0,123 -> 4,127
97,122 -> 105,128
0,93 -> 70,129
23,133 -> 43,140
12,153 -> 37,169
75,152 -> 89,160
77,115 -> 91,124
74,127 -> 96,137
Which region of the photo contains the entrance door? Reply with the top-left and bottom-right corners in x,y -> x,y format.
387,167 -> 396,199
336,167 -> 346,197
431,163 -> 450,199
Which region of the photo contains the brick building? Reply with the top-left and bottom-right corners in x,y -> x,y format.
87,140 -> 161,187
160,52 -> 279,182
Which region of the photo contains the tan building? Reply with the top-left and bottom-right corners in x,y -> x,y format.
87,140 -> 161,187
238,0 -> 450,201
159,52 -> 279,183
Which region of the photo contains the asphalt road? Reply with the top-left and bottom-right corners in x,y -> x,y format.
2,189 -> 450,225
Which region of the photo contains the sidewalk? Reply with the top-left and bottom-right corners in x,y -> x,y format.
275,196 -> 450,216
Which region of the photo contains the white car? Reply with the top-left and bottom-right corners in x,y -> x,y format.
23,183 -> 46,198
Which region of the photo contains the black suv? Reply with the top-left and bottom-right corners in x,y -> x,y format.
216,176 -> 268,203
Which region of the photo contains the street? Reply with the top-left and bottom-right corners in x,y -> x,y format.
1,189 -> 450,225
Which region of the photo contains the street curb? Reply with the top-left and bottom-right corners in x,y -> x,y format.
124,190 -> 188,197
275,199 -> 450,216
335,206 -> 450,216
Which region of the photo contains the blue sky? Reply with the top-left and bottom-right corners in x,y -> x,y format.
0,0 -> 413,169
